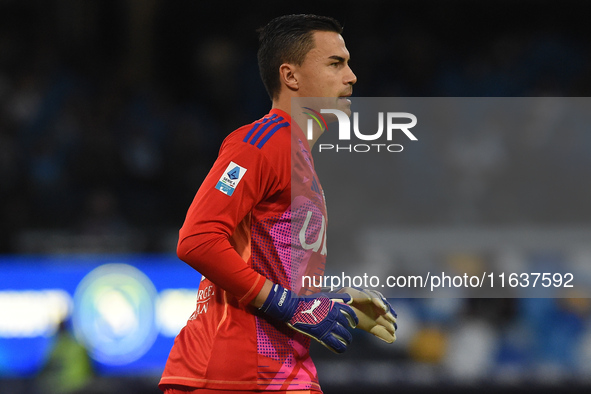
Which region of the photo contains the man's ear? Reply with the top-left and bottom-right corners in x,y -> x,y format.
279,63 -> 298,91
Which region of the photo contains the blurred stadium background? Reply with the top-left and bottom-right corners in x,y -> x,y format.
1,0 -> 591,393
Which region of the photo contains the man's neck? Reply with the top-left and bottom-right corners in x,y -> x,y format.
272,99 -> 324,147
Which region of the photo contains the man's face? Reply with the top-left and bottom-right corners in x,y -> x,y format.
294,31 -> 357,115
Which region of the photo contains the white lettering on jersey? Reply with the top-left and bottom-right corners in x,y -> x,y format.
299,211 -> 327,256
191,285 -> 215,319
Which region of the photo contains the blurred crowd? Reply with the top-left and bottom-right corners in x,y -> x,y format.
1,1 -> 591,253
2,1 -> 591,393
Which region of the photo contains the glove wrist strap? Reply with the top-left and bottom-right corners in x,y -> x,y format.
259,283 -> 295,322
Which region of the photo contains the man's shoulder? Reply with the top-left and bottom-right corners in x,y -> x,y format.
224,110 -> 292,153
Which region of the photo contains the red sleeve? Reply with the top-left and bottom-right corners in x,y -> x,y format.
177,137 -> 281,305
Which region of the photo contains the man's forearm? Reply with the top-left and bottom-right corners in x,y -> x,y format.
250,278 -> 273,308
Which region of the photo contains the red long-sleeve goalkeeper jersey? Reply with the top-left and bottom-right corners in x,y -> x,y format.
159,108 -> 328,392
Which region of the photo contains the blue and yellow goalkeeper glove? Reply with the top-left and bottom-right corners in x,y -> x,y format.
260,284 -> 358,353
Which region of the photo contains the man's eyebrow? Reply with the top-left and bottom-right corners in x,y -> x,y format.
328,55 -> 348,63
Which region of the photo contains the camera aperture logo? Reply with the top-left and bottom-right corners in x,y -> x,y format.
302,107 -> 329,136
303,107 -> 418,153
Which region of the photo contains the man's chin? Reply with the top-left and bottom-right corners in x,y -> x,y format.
336,97 -> 352,116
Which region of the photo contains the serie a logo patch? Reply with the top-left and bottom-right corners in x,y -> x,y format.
215,161 -> 247,196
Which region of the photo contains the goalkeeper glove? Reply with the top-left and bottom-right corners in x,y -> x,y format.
259,284 -> 358,353
334,287 -> 397,343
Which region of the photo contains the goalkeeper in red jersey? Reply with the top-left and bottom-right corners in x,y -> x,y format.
159,14 -> 397,394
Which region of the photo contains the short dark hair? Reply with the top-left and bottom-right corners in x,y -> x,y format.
257,14 -> 343,101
